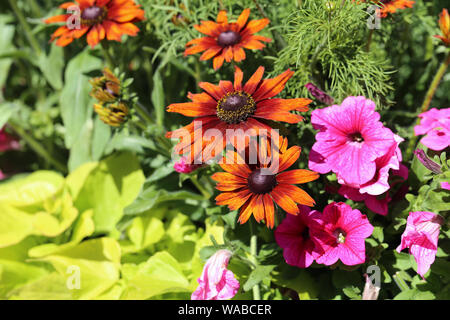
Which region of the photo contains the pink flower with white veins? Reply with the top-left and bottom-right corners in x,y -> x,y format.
396,211 -> 444,279
191,249 -> 239,300
309,96 -> 396,188
311,202 -> 374,266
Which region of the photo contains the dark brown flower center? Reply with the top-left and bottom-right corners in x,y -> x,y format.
217,31 -> 241,47
248,169 -> 277,194
216,91 -> 256,124
333,228 -> 347,244
81,6 -> 107,26
349,132 -> 364,143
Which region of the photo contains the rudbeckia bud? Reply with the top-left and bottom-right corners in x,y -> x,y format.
325,1 -> 336,12
434,9 -> 450,46
93,102 -> 129,127
89,68 -> 121,103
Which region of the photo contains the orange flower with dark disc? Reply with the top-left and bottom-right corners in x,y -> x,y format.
45,0 -> 145,48
434,8 -> 450,46
165,66 -> 312,163
184,9 -> 271,70
212,137 -> 319,228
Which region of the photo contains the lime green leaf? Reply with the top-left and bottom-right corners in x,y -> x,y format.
243,265 -> 275,292
121,251 -> 190,300
74,152 -> 145,233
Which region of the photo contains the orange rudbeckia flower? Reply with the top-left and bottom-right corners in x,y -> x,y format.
212,137 -> 319,229
374,0 -> 415,17
165,66 -> 312,164
434,8 -> 450,46
184,9 -> 272,70
45,0 -> 145,48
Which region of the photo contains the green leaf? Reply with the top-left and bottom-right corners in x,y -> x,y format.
37,45 -> 64,90
0,20 -> 15,91
0,203 -> 33,248
151,69 -> 165,126
0,171 -> 64,209
32,238 -> 121,300
243,265 -> 275,292
73,152 -> 145,233
0,102 -> 17,129
59,49 -> 102,148
121,251 -> 190,299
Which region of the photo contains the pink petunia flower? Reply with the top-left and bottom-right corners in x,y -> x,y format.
338,135 -> 408,216
309,96 -> 396,188
274,205 -> 323,268
396,211 -> 444,279
310,202 -> 374,266
0,127 -> 20,152
414,108 -> 450,151
420,120 -> 450,151
414,108 -> 450,136
173,156 -> 201,174
441,182 -> 450,190
191,249 -> 240,300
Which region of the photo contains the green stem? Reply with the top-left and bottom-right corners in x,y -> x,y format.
190,175 -> 211,199
135,101 -> 154,126
249,220 -> 261,300
8,0 -> 41,55
101,42 -> 115,69
405,51 -> 450,161
8,121 -> 67,173
366,28 -> 374,52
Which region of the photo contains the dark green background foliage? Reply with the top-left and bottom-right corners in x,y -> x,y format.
0,0 -> 448,300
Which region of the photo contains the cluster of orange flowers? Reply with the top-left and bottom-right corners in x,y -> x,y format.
44,1 -> 447,228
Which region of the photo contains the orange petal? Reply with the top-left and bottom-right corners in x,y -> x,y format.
278,146 -> 301,172
233,46 -> 246,62
234,66 -> 244,91
252,69 -> 294,101
199,46 -> 222,60
242,18 -> 270,35
263,194 -> 274,228
275,184 -> 316,207
166,102 -> 216,117
243,66 -> 265,95
236,8 -> 251,31
238,195 -> 258,224
211,172 -> 247,184
270,188 -> 299,215
217,10 -> 228,24
276,169 -> 319,185
253,195 -> 265,222
213,55 -> 225,70
199,82 -> 226,100
44,14 -> 70,24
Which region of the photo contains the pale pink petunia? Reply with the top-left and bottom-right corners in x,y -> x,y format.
396,211 -> 444,279
0,170 -> 5,180
191,249 -> 240,300
275,205 -> 323,268
0,127 -> 20,152
309,96 -> 396,187
414,108 -> 450,136
173,156 -> 200,174
311,202 -> 374,266
441,182 -> 450,190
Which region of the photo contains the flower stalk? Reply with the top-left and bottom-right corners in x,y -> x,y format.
249,220 -> 261,300
405,51 -> 450,161
8,121 -> 67,173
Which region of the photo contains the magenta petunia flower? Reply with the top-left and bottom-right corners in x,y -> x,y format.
311,202 -> 374,266
191,249 -> 240,300
309,96 -> 396,188
0,127 -> 20,152
173,156 -> 201,174
414,108 -> 450,151
275,205 -> 323,268
396,211 -> 444,279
